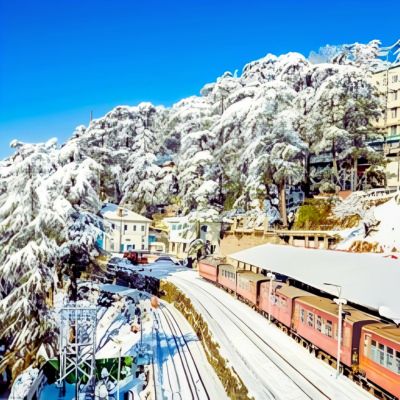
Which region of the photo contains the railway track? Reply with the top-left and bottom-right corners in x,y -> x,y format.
172,275 -> 333,400
155,302 -> 211,400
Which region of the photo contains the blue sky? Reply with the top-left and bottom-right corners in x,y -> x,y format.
0,0 -> 399,159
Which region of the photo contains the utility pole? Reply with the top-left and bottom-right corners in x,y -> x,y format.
118,208 -> 123,253
323,283 -> 346,378
267,272 -> 276,323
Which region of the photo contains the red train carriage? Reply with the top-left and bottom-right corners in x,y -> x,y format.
259,282 -> 313,329
218,263 -> 240,293
198,257 -> 219,283
360,323 -> 400,399
236,271 -> 268,306
292,296 -> 378,368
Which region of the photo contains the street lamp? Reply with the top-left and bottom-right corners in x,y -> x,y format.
323,283 -> 347,378
267,272 -> 276,323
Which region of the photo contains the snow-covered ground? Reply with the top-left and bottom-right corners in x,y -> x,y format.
155,300 -> 227,400
168,270 -> 376,400
337,196 -> 400,253
95,282 -> 225,400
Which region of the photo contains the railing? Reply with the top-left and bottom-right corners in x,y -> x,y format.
350,188 -> 398,201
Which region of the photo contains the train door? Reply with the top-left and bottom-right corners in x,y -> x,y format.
363,333 -> 372,359
292,303 -> 300,330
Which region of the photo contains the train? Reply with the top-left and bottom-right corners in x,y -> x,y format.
198,257 -> 400,400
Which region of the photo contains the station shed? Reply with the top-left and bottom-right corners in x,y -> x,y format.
229,244 -> 400,324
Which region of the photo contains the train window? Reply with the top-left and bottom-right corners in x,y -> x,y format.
300,309 -> 305,324
307,312 -> 314,328
370,340 -> 377,361
378,343 -> 385,365
386,347 -> 394,370
316,316 -> 322,332
396,352 -> 400,374
325,320 -> 333,337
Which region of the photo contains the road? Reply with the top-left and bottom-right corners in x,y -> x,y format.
168,270 -> 375,400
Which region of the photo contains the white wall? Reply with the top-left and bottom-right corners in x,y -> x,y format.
386,160 -> 400,188
104,220 -> 150,252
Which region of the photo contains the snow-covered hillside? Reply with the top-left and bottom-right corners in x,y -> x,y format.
338,195 -> 400,253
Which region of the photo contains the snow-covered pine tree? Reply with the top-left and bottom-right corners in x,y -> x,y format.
312,65 -> 383,190
121,105 -> 162,212
168,96 -> 219,213
0,139 -> 61,379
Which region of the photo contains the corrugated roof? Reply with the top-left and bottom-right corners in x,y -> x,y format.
296,296 -> 379,324
273,283 -> 314,300
219,263 -> 238,273
363,323 -> 400,345
230,244 -> 400,324
237,271 -> 268,282
100,203 -> 152,222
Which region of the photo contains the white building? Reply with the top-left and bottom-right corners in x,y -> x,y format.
163,216 -> 221,259
100,204 -> 152,253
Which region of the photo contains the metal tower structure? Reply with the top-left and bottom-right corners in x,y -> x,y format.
58,301 -> 97,398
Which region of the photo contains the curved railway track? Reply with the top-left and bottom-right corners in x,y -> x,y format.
172,274 -> 333,400
155,301 -> 211,400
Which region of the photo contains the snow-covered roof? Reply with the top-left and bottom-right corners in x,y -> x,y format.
163,216 -> 189,224
100,203 -> 151,223
229,244 -> 400,323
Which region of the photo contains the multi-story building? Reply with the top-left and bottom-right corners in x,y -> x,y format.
370,64 -> 400,188
99,203 -> 151,253
163,216 -> 221,259
372,64 -> 400,137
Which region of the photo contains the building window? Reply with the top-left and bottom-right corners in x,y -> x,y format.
393,91 -> 398,101
391,126 -> 397,136
133,225 -> 136,231
124,224 -> 128,231
391,108 -> 397,118
142,244 -> 145,250
392,75 -> 398,83
111,223 -> 115,230
141,225 -> 145,232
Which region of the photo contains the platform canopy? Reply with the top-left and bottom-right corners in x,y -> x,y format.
229,244 -> 400,324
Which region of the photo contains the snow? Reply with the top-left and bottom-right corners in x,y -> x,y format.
155,301 -> 227,400
8,366 -> 39,400
1,38 -> 396,377
337,196 -> 400,253
230,243 -> 400,323
168,269 -> 375,400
